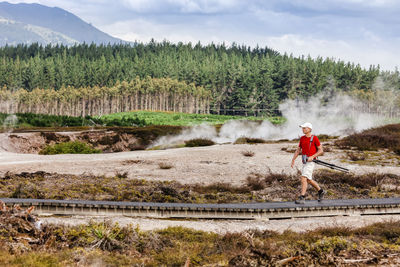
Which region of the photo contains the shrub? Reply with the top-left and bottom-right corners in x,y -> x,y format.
318,134 -> 339,141
246,175 -> 266,190
115,171 -> 128,179
335,123 -> 400,152
158,162 -> 174,169
234,137 -> 266,144
263,172 -> 293,185
314,169 -> 390,188
185,138 -> 215,147
281,146 -> 297,153
241,150 -> 255,157
346,151 -> 366,161
39,141 -> 101,155
122,125 -> 183,146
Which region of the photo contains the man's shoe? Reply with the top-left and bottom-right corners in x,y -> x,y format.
295,195 -> 305,204
318,189 -> 326,202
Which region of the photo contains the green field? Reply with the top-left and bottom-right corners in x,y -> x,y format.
0,111 -> 284,129
96,111 -> 284,126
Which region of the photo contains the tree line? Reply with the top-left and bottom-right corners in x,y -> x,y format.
1,41 -> 397,116
0,77 -> 210,116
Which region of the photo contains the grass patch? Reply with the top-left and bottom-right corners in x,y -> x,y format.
2,217 -> 400,266
0,111 -> 284,131
98,110 -> 284,126
39,141 -> 101,155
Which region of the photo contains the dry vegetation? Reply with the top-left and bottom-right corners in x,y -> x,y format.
334,124 -> 400,166
1,202 -> 400,266
234,137 -> 266,144
241,150 -> 255,157
184,138 -> 215,147
336,123 -> 400,154
2,170 -> 400,203
343,150 -> 400,166
281,146 -> 297,153
347,151 -> 367,161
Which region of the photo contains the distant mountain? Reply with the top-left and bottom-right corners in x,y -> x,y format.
0,1 -> 125,46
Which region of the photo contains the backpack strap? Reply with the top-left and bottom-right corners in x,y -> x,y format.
307,135 -> 314,157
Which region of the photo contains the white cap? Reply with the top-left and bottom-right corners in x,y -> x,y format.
299,122 -> 313,129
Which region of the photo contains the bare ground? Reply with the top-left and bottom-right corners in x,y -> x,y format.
0,132 -> 399,186
1,131 -> 400,233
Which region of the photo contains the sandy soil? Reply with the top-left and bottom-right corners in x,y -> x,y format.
40,214 -> 400,234
0,134 -> 399,186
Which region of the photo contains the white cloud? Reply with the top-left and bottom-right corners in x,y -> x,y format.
104,16 -> 399,70
101,18 -> 226,44
261,34 -> 399,70
120,0 -> 243,13
3,0 -> 400,70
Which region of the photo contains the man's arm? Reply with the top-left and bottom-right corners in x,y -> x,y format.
291,146 -> 301,168
307,145 -> 323,162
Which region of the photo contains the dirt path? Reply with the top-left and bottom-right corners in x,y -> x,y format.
1,140 -> 399,185
40,214 -> 400,234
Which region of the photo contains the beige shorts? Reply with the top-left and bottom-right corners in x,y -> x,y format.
301,162 -> 315,180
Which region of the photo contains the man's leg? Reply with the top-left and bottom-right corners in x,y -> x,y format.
300,176 -> 308,195
307,178 -> 326,202
295,176 -> 308,204
307,179 -> 321,191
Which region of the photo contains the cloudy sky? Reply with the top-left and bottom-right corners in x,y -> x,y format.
6,0 -> 400,70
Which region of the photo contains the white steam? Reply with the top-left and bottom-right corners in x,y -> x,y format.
151,77 -> 400,147
3,114 -> 18,131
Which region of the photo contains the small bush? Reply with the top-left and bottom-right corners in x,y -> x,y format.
122,159 -> 144,165
246,175 -> 266,190
241,150 -> 255,157
346,151 -> 366,161
281,146 -> 297,153
318,134 -> 339,141
314,169 -> 390,188
234,137 -> 266,144
185,138 -> 215,147
264,172 -> 293,185
39,141 -> 101,155
115,171 -> 128,179
335,123 -> 400,152
159,162 -> 174,169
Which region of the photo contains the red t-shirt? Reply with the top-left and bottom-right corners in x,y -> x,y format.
299,135 -> 320,157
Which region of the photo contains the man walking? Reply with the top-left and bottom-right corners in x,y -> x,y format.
291,122 -> 325,204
